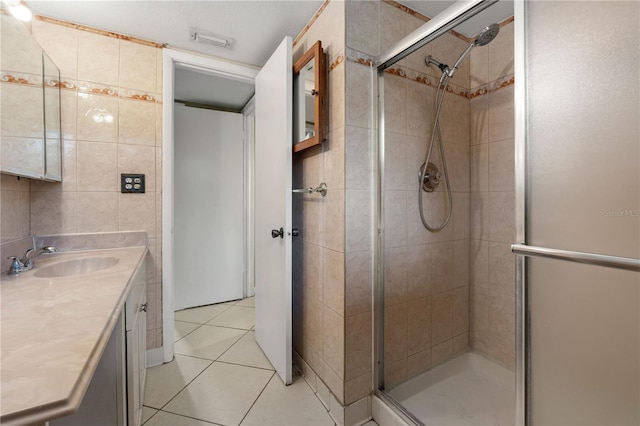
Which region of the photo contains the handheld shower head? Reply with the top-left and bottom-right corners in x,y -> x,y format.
447,23 -> 500,79
474,23 -> 500,46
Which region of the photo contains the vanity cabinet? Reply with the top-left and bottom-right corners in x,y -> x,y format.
50,257 -> 147,426
126,259 -> 147,426
50,314 -> 127,426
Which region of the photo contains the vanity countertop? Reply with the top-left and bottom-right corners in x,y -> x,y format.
0,246 -> 147,426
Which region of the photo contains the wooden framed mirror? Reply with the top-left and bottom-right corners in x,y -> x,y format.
292,41 -> 326,153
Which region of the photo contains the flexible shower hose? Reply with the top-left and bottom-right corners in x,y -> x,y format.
418,74 -> 453,232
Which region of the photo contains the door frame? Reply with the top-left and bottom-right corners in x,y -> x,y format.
159,49 -> 259,364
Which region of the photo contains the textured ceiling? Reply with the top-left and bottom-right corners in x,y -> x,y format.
175,67 -> 255,110
26,0 -> 513,107
27,0 -> 323,68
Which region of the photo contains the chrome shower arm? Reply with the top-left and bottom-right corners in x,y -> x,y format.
447,43 -> 475,78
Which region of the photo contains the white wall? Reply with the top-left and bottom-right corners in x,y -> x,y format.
173,103 -> 245,310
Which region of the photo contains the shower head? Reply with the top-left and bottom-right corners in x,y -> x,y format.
446,23 -> 500,79
474,23 -> 500,46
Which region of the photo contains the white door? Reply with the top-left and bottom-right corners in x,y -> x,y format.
254,36 -> 293,385
174,104 -> 245,310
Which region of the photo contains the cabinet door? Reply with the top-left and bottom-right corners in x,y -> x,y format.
137,302 -> 147,423
127,292 -> 147,425
51,314 -> 126,426
127,325 -> 140,426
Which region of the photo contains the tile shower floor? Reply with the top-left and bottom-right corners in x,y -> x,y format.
143,297 -> 373,426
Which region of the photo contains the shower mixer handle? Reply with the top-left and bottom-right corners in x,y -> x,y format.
420,162 -> 443,193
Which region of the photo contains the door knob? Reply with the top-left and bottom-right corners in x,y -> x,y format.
271,227 -> 284,238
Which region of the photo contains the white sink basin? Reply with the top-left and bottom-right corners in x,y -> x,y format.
34,256 -> 119,278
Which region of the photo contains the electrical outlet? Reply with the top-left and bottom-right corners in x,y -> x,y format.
121,174 -> 145,193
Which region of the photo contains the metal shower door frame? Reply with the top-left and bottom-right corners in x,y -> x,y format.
371,1 -> 513,425
513,1 -> 527,424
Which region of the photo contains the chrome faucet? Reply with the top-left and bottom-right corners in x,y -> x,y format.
7,246 -> 57,275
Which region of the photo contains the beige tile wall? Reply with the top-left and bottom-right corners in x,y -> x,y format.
27,19 -> 164,350
344,1 -> 516,392
469,21 -> 515,370
0,175 -> 30,244
292,0 -> 348,405
343,59 -> 374,406
345,0 -> 474,391
379,56 -> 471,388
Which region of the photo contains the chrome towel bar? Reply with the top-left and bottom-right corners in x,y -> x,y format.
511,243 -> 640,272
292,182 -> 327,197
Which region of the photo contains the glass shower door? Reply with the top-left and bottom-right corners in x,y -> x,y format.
518,1 -> 640,423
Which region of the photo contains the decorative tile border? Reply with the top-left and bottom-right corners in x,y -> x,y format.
345,48 -> 514,99
44,75 -> 60,88
293,0 -> 331,47
384,0 -> 432,22
120,88 -> 161,103
468,74 -> 515,98
56,79 -> 78,91
500,16 -> 515,28
346,47 -> 374,67
42,78 -> 163,103
329,54 -> 344,72
35,15 -> 164,49
1,71 -> 42,87
77,81 -> 119,97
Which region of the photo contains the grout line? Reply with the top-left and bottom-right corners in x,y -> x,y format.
215,359 -> 275,373
173,321 -> 203,343
232,302 -> 256,308
155,409 -> 223,425
173,327 -> 247,362
141,406 -> 159,425
212,329 -> 250,360
173,304 -> 233,324
237,371 -> 277,426
154,358 -> 215,412
200,323 -> 255,332
172,352 -> 223,363
171,318 -> 213,325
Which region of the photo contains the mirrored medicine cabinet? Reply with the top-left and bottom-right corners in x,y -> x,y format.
293,41 -> 326,153
1,11 -> 62,181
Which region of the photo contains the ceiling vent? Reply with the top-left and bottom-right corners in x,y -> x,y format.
190,28 -> 233,49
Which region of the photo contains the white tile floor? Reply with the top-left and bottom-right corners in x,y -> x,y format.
143,297 -> 355,426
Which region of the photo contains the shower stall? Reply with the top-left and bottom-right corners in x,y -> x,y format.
375,4 -> 517,423
373,0 -> 639,425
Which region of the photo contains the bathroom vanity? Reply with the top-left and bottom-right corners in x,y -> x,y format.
0,245 -> 147,426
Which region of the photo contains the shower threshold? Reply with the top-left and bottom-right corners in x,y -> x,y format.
388,351 -> 515,426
